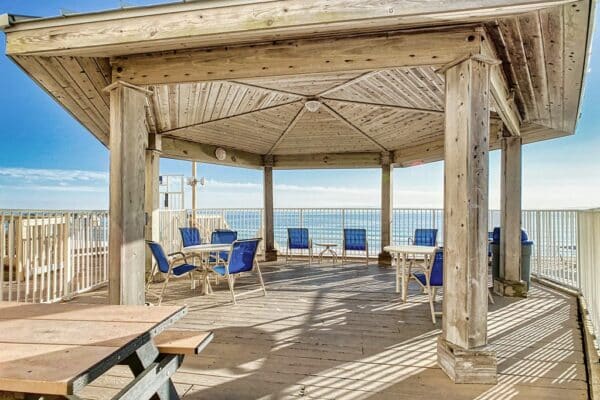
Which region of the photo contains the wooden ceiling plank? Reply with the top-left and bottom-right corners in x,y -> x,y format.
518,12 -> 552,126
160,98 -> 302,136
562,0 -> 590,133
37,56 -> 109,133
112,29 -> 482,85
497,17 -> 540,122
167,84 -> 179,130
321,103 -> 387,152
539,7 -> 565,132
267,106 -> 307,154
76,57 -> 111,107
11,56 -> 108,145
58,56 -> 110,118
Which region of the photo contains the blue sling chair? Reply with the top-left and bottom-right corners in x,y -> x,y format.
412,248 -> 444,324
286,228 -> 313,265
409,228 -> 438,247
210,238 -> 266,304
411,248 -> 494,323
210,229 -> 238,264
342,228 -> 369,265
147,241 -> 200,305
179,227 -> 202,248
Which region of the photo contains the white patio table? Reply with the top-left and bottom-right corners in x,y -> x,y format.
182,243 -> 232,295
383,245 -> 438,301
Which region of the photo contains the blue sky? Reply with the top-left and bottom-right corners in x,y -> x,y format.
0,0 -> 598,210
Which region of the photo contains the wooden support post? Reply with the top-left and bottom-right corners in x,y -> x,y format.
263,156 -> 277,262
378,153 -> 393,265
106,81 -> 152,305
437,56 -> 497,384
145,132 -> 161,277
494,136 -> 527,297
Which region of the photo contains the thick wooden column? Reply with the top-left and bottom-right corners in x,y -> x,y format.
494,136 -> 527,297
437,56 -> 497,384
106,81 -> 152,305
144,133 -> 161,276
263,157 -> 277,261
378,152 -> 393,265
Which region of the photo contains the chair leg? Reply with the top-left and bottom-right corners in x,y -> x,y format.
488,289 -> 495,304
256,261 -> 267,296
425,277 -> 436,324
158,274 -> 171,306
226,275 -> 236,305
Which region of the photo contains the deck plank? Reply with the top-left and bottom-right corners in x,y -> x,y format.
72,261 -> 587,400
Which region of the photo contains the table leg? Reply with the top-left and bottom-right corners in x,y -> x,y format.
120,340 -> 182,400
330,248 -> 337,264
395,254 -> 400,293
402,254 -> 409,302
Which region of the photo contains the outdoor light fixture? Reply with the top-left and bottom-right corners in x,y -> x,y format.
304,100 -> 321,112
215,147 -> 227,161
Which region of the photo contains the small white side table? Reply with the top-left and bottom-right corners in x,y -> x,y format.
315,243 -> 338,264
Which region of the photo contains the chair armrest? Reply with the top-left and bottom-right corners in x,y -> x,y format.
168,251 -> 188,264
407,237 -> 414,245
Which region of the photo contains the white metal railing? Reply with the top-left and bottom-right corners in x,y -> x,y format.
577,209 -> 600,348
1,210 -> 108,303
0,207 -> 588,305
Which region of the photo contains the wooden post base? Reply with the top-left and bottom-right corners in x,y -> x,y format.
263,249 -> 278,262
493,278 -> 528,298
377,252 -> 392,266
437,337 -> 497,384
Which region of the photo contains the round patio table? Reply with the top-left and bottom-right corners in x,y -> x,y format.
315,243 -> 338,264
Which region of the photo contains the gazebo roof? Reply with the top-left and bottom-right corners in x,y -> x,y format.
1,0 -> 594,168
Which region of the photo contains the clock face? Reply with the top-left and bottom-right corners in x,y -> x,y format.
215,147 -> 227,161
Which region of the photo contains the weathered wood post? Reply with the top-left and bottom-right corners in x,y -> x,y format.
263,155 -> 277,261
145,132 -> 161,277
106,81 -> 152,305
378,152 -> 393,265
494,135 -> 527,297
437,55 -> 497,383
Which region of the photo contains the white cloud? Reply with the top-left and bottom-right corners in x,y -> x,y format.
0,167 -> 107,182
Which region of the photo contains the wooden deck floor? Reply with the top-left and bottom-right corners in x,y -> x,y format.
73,260 -> 588,400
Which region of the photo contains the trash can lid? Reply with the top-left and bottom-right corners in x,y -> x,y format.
491,227 -> 530,243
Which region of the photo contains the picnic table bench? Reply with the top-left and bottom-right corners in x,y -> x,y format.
0,302 -> 213,400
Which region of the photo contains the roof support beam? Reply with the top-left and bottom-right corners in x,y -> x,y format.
111,28 -> 483,85
3,0 -> 573,57
272,152 -> 383,169
161,137 -> 263,169
481,34 -> 522,136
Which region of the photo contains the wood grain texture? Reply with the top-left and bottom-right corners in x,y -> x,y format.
70,262 -> 588,400
442,57 -> 491,350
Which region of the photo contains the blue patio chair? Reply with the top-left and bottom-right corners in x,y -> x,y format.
147,241 -> 199,305
412,248 -> 443,324
210,238 -> 265,304
179,227 -> 202,248
210,229 -> 238,264
408,228 -> 438,247
342,228 -> 369,265
286,228 -> 313,265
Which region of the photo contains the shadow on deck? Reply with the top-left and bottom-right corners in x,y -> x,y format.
72,260 -> 587,400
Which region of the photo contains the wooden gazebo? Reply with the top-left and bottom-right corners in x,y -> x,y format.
1,0 -> 593,384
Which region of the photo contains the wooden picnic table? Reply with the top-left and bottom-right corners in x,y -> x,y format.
384,245 -> 438,301
0,302 -> 210,400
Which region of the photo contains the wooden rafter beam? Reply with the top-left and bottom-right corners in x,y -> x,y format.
321,103 -> 387,152
111,28 -> 483,85
267,106 -> 307,154
481,33 -> 522,136
322,98 -> 444,115
161,137 -> 263,169
2,0 -> 574,57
